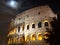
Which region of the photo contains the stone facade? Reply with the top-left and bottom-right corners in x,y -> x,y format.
7,5 -> 57,45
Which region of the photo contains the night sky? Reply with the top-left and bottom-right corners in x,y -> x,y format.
0,0 -> 60,45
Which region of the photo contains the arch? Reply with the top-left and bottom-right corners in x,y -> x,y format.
13,37 -> 16,43
8,38 -> 11,44
27,25 -> 29,30
18,26 -> 20,32
20,35 -> 25,43
44,20 -> 49,27
38,22 -> 42,28
44,20 -> 49,22
31,34 -> 36,41
38,34 -> 42,41
20,37 -> 23,43
15,36 -> 18,43
44,22 -> 49,26
25,35 -> 30,42
44,32 -> 50,39
32,24 -> 35,28
10,38 -> 12,44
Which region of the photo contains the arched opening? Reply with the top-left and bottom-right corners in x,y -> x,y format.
38,22 -> 42,28
44,22 -> 49,26
18,26 -> 20,32
44,32 -> 50,39
20,35 -> 25,43
20,37 -> 23,43
25,35 -> 29,42
38,34 -> 42,41
44,20 -> 49,27
32,24 -> 35,28
31,34 -> 36,41
8,38 -> 11,44
13,37 -> 16,43
15,36 -> 18,43
10,38 -> 12,44
27,25 -> 29,30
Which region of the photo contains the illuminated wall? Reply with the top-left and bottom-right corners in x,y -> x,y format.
7,5 -> 57,45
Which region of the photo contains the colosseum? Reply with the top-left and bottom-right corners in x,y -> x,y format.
7,5 -> 57,45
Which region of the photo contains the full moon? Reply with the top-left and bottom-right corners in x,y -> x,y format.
6,0 -> 19,9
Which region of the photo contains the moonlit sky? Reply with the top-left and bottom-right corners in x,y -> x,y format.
6,0 -> 19,9
0,0 -> 60,45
